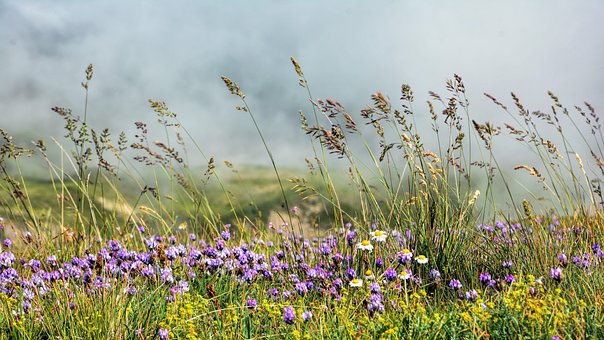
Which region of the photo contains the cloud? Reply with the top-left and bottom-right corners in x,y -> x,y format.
1,0 -> 603,169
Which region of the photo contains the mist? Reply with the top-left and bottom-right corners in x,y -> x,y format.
1,0 -> 603,170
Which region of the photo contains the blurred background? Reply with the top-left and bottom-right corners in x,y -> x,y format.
1,0 -> 603,169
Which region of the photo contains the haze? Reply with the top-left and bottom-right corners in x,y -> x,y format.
1,0 -> 603,168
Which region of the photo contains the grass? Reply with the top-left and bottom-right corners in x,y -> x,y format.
0,61 -> 603,339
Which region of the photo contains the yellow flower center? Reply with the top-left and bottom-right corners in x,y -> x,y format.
402,248 -> 411,254
375,231 -> 383,236
352,279 -> 359,284
365,270 -> 373,276
418,255 -> 426,260
361,240 -> 370,246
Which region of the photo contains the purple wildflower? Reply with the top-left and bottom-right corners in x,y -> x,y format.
370,282 -> 381,294
580,255 -> 591,268
464,289 -> 478,301
551,267 -> 563,282
26,259 -> 41,273
306,268 -> 318,279
124,286 -> 138,295
46,255 -> 58,267
397,249 -> 413,264
384,268 -> 397,281
247,298 -> 257,309
593,244 -> 603,258
429,269 -> 441,282
63,263 -> 82,279
242,268 -> 257,283
144,237 -> 158,250
572,255 -> 581,266
108,240 -> 121,252
267,288 -> 280,299
93,276 -> 110,290
320,244 -> 332,256
479,224 -> 493,233
159,328 -> 169,340
295,282 -> 308,295
141,265 -> 155,278
505,274 -> 516,284
346,231 -> 356,246
558,254 -> 568,267
367,293 -> 385,314
22,288 -> 34,300
302,310 -> 313,322
479,272 -> 492,285
283,306 -> 296,324
178,280 -> 189,293
161,267 -> 174,284
449,279 -> 462,290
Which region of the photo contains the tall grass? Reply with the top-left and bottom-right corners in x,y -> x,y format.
0,61 -> 602,338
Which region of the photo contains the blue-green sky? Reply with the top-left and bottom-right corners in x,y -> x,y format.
1,1 -> 603,166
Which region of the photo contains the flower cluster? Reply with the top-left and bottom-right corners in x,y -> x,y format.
0,219 -> 600,335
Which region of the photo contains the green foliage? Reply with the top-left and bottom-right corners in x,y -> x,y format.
0,61 -> 603,338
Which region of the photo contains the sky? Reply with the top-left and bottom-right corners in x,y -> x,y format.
1,0 -> 603,170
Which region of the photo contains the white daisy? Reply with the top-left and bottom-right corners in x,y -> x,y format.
349,278 -> 364,287
356,240 -> 374,251
364,270 -> 376,280
416,255 -> 428,264
370,230 -> 388,242
398,270 -> 412,280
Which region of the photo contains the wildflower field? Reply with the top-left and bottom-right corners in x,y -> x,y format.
1,61 -> 603,339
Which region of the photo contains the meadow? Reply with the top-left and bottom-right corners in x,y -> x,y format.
0,60 -> 603,339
